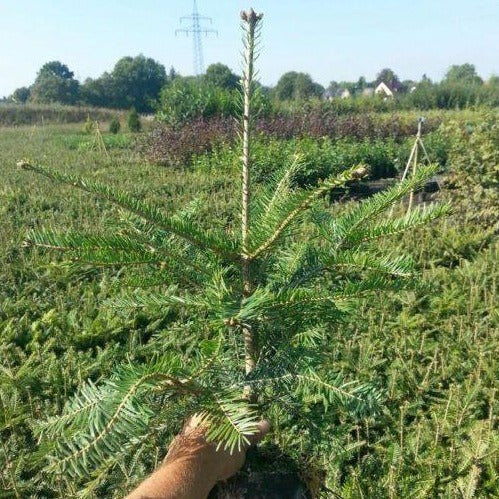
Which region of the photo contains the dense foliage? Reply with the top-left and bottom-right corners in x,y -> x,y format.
6,56 -> 499,116
274,71 -> 325,100
144,110 -> 446,172
127,107 -> 141,132
81,55 -> 167,113
0,103 -> 119,126
0,104 -> 498,498
441,112 -> 499,229
108,116 -> 121,134
29,61 -> 80,105
204,63 -> 240,90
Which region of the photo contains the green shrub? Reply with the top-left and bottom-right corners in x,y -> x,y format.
127,107 -> 141,132
109,116 -> 121,134
441,111 -> 499,227
195,137 -> 402,185
418,129 -> 451,167
157,77 -> 270,127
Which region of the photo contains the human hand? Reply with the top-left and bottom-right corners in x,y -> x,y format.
165,414 -> 270,483
126,415 -> 270,499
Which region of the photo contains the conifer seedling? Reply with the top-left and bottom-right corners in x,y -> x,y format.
18,8 -> 450,490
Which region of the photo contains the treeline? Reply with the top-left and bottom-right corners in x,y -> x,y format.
154,64 -> 499,127
4,57 -> 499,116
6,57 -> 167,113
4,58 -> 244,114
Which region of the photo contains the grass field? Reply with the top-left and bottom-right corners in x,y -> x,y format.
0,115 -> 497,497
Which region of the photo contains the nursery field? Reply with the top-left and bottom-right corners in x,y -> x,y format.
0,109 -> 497,498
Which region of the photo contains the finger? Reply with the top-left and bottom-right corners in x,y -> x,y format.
248,420 -> 270,445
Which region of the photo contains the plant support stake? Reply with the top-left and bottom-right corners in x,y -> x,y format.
401,118 -> 431,213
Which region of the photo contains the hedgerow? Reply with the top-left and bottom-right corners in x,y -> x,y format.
0,103 -> 119,126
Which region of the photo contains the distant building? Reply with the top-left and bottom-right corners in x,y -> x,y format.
340,88 -> 351,99
324,89 -> 336,100
375,82 -> 394,98
362,87 -> 374,97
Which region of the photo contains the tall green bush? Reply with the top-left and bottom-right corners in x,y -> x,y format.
127,107 -> 141,132
157,77 -> 270,127
109,116 -> 121,134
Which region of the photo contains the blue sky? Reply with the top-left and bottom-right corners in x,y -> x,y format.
1,0 -> 498,97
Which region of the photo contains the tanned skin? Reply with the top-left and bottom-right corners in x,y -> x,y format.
126,416 -> 270,499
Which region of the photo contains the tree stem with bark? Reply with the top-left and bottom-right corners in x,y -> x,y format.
240,9 -> 263,381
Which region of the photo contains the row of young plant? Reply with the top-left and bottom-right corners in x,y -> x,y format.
153,105 -> 445,136
193,133 -> 451,184
146,123 -> 450,184
0,106 -> 497,497
144,106 -> 484,172
0,103 -> 120,127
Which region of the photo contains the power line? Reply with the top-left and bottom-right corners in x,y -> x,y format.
175,0 -> 217,76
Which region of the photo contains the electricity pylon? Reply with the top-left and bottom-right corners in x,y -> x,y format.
176,0 -> 217,76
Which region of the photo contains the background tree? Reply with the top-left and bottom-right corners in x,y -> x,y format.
274,71 -> 297,100
10,86 -> 31,104
109,55 -> 166,112
339,81 -> 357,95
30,61 -> 79,105
487,75 -> 499,86
157,76 -> 227,125
432,64 -> 485,108
355,76 -> 368,94
168,66 -> 178,82
81,56 -> 167,112
375,68 -> 402,92
156,74 -> 271,126
274,71 -> 324,100
80,74 -> 114,108
294,73 -> 324,99
483,75 -> 499,105
444,63 -> 483,85
406,76 -> 437,109
327,80 -> 342,98
400,79 -> 417,94
204,63 -> 240,90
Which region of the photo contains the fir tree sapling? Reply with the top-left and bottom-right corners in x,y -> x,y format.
128,107 -> 141,132
109,116 -> 121,134
17,8 -> 450,491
